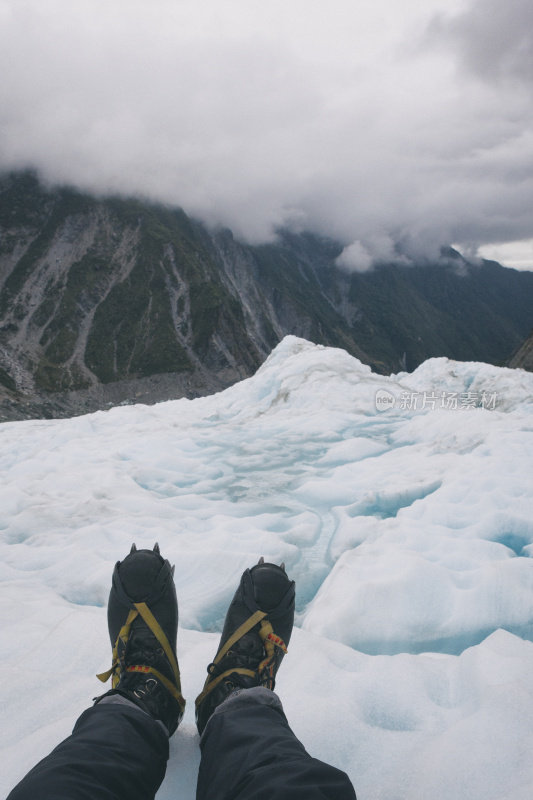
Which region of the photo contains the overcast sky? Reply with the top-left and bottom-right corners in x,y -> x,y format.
1,0 -> 533,269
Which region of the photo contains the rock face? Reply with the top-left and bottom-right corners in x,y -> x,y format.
1,170 -> 533,420
0,172 -> 370,418
508,330 -> 533,372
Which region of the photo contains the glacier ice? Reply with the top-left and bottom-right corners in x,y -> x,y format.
1,336 -> 533,799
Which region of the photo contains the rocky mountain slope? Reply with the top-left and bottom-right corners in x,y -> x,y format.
1,170 -> 533,420
508,329 -> 533,372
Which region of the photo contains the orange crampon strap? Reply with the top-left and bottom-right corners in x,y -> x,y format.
263,629 -> 288,654
96,601 -> 186,714
256,619 -> 288,676
195,612 -> 288,709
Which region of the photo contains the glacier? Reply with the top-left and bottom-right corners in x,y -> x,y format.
2,335 -> 533,799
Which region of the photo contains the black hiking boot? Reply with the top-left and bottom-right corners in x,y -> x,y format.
95,543 -> 185,735
195,558 -> 295,735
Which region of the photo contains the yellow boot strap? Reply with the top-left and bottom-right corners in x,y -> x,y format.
97,602 -> 185,712
195,666 -> 258,706
195,609 -> 266,707
97,607 -> 138,685
211,609 -> 267,667
195,611 -> 288,708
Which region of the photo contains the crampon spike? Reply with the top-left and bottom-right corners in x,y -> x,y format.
130,543 -> 137,554
258,556 -> 265,565
280,562 -> 286,572
171,564 -> 175,577
153,542 -> 160,554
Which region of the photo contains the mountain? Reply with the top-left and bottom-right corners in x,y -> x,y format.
1,170 -> 533,420
508,328 -> 533,371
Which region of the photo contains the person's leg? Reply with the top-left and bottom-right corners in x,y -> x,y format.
197,687 -> 356,800
7,697 -> 168,800
194,560 -> 357,800
7,545 -> 185,800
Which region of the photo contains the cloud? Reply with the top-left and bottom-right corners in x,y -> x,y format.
336,233 -> 410,272
336,242 -> 374,273
1,0 -> 533,267
428,0 -> 533,86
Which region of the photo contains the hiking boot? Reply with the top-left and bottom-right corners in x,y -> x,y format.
95,543 -> 185,735
195,558 -> 295,734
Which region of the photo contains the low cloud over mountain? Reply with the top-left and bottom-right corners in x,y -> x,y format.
1,0 -> 533,266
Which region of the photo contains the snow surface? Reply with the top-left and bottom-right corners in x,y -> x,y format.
2,336 -> 533,799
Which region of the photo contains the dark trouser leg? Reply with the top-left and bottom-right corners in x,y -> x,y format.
7,698 -> 169,800
197,687 -> 357,800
